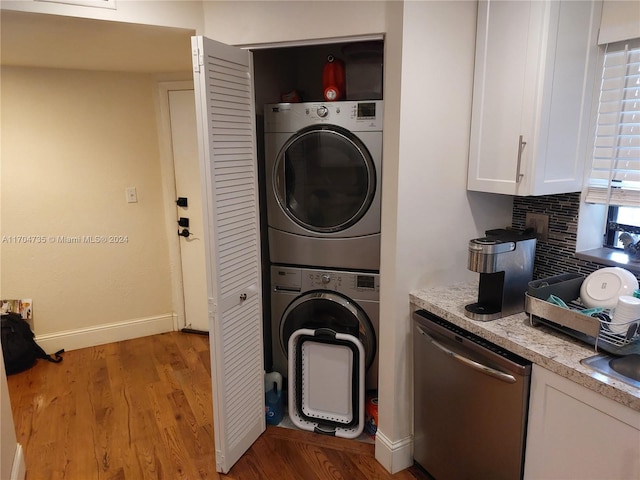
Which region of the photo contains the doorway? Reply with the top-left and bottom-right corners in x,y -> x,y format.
167,87 -> 210,333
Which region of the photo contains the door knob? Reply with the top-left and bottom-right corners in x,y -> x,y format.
178,228 -> 191,237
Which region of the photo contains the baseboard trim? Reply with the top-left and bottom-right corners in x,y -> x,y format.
11,443 -> 26,480
375,430 -> 414,474
35,313 -> 176,354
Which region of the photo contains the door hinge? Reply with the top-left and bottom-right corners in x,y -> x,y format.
192,46 -> 203,74
208,299 -> 217,320
216,449 -> 224,471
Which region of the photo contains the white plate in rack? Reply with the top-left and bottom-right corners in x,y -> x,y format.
580,267 -> 639,309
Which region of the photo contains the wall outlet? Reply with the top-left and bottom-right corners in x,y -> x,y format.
526,213 -> 549,241
126,187 -> 138,203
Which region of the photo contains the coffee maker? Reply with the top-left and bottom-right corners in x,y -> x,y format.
465,228 -> 536,321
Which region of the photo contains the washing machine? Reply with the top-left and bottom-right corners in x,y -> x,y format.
264,101 -> 383,272
271,264 -> 379,390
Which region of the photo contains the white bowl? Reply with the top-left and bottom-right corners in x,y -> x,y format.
612,295 -> 640,321
616,294 -> 640,309
613,311 -> 640,322
580,267 -> 639,309
608,320 -> 638,335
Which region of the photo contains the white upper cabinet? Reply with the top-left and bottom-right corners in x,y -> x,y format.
467,0 -> 602,196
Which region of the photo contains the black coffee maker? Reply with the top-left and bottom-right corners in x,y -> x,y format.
465,228 -> 536,321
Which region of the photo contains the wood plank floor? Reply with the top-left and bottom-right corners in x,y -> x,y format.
7,332 -> 431,480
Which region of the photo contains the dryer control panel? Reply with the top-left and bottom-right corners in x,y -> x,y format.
264,100 -> 383,132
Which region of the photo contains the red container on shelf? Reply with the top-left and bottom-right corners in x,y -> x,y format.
322,54 -> 346,101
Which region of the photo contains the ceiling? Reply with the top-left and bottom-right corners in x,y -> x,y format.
0,10 -> 194,73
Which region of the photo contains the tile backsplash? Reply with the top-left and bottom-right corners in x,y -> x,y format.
512,192 -> 640,283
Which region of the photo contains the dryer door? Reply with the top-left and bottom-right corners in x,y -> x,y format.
279,290 -> 376,371
273,125 -> 376,233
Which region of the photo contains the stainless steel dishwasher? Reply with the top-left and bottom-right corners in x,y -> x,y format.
413,310 -> 531,480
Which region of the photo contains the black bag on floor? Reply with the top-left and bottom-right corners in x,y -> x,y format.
1,312 -> 63,375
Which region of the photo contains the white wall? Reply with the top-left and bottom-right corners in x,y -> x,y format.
1,67 -> 174,351
376,0 -> 513,472
202,0 -> 387,45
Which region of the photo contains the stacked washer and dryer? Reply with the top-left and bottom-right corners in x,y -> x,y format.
264,101 -> 383,437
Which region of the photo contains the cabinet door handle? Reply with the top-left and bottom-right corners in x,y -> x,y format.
515,135 -> 526,183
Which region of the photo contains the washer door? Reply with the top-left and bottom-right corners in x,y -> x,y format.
279,290 -> 376,371
273,125 -> 376,233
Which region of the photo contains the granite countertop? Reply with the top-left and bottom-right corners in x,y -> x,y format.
410,283 -> 640,412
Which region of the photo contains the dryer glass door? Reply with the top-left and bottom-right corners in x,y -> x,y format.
274,125 -> 375,233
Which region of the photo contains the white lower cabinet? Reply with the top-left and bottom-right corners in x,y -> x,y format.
524,365 -> 640,479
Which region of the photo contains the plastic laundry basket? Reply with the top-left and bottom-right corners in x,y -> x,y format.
287,327 -> 364,438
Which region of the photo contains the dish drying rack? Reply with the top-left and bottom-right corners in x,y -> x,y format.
525,274 -> 640,355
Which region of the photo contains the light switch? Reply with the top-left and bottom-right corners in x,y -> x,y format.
126,187 -> 138,203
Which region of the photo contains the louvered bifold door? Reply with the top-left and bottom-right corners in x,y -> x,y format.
191,36 -> 265,474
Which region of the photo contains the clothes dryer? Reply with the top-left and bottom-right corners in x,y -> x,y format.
264,101 -> 383,271
270,265 -> 379,390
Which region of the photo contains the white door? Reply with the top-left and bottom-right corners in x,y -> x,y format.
169,89 -> 210,332
191,36 -> 265,473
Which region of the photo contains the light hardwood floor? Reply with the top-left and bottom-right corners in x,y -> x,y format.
7,331 -> 430,480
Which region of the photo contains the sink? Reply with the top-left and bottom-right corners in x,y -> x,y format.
581,353 -> 640,389
610,354 -> 640,382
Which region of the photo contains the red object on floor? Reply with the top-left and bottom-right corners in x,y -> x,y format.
364,395 -> 378,438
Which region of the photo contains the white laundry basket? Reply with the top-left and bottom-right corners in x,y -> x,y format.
287,328 -> 365,438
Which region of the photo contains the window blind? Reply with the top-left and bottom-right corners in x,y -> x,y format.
585,38 -> 640,207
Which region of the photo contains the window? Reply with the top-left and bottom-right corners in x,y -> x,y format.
585,38 -> 640,255
604,204 -> 640,248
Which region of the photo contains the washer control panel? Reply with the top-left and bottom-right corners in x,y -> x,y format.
272,265 -> 379,301
308,271 -> 343,289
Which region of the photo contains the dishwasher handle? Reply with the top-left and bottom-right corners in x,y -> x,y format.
416,325 -> 517,384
